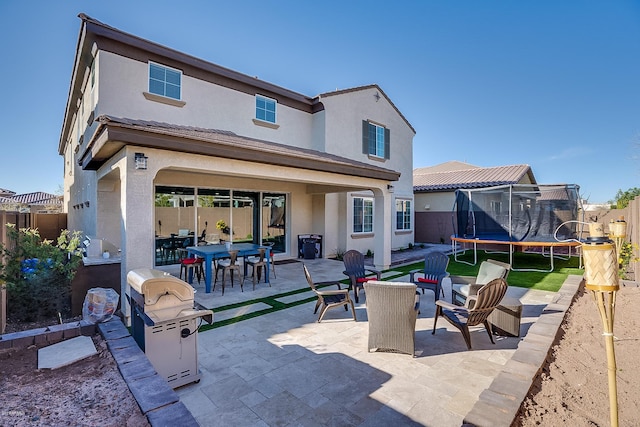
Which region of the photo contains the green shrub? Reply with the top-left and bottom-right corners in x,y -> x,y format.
0,225 -> 83,322
618,241 -> 639,279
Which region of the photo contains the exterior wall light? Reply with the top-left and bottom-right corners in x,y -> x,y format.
135,152 -> 148,170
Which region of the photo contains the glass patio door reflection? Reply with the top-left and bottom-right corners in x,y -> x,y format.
262,193 -> 286,254
231,191 -> 259,244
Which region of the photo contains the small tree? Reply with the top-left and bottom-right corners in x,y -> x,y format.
0,225 -> 83,322
609,187 -> 640,209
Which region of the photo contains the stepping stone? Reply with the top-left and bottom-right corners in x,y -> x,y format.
38,335 -> 97,369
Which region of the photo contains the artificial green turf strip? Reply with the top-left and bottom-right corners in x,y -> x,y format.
197,251 -> 583,332
199,294 -> 320,331
198,282 -> 345,331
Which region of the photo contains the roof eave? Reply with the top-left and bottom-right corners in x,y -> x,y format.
80,121 -> 400,182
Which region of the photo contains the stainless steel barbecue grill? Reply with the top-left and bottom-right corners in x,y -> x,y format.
127,268 -> 213,388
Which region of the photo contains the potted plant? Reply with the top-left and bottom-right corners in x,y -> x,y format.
216,220 -> 232,240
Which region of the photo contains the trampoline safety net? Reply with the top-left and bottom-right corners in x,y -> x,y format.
454,184 -> 582,242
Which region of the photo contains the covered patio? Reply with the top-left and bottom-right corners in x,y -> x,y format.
153,247 -> 581,426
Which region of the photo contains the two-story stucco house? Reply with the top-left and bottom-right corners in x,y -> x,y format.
59,14 -> 415,311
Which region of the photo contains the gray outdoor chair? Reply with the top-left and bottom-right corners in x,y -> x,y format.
409,252 -> 450,301
363,281 -> 419,356
342,249 -> 381,303
450,259 -> 510,306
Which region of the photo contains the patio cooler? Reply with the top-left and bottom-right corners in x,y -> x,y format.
126,268 -> 213,388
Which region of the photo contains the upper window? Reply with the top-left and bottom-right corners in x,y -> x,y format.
396,199 -> 412,231
353,197 -> 374,233
149,62 -> 182,100
256,95 -> 277,123
362,120 -> 390,159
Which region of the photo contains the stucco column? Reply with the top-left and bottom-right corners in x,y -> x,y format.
373,189 -> 392,270
119,149 -> 157,325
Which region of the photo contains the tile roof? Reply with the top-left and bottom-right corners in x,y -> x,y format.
414,163 -> 534,192
6,192 -> 62,205
0,196 -> 16,204
0,188 -> 16,197
86,115 -> 400,181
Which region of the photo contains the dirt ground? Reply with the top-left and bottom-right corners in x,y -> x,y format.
517,284 -> 639,426
1,284 -> 638,426
0,334 -> 149,427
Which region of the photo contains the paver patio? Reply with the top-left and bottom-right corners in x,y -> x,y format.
155,247 -> 575,426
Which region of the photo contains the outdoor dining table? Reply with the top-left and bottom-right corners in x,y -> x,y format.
186,243 -> 271,293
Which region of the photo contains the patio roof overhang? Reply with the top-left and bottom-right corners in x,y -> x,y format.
80,116 -> 401,183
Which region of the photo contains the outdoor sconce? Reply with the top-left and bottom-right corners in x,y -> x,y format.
582,221 -> 621,427
134,152 -> 148,170
387,184 -> 394,193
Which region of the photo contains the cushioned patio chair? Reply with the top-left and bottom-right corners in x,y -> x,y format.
342,249 -> 381,303
409,252 -> 449,301
363,281 -> 419,356
450,259 -> 510,306
432,277 -> 508,350
303,264 -> 356,322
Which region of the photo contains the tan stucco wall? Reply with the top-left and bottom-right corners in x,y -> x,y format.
415,191 -> 454,213
320,87 -> 415,251
98,52 -> 314,149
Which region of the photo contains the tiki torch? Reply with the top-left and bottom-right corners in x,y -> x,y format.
582,222 -> 620,427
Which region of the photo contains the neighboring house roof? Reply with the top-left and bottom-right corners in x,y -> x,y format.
413,162 -> 535,192
83,115 -> 401,182
0,188 -> 16,197
533,185 -> 580,201
414,161 -> 478,174
8,192 -> 62,205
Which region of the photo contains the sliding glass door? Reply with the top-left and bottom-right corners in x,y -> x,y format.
154,186 -> 287,265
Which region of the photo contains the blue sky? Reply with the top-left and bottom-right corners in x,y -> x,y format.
1,1 -> 638,203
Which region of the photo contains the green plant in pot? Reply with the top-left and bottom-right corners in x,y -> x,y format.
0,225 -> 83,323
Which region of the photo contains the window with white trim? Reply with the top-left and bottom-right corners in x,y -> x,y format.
362,120 -> 390,159
396,199 -> 412,230
353,197 -> 374,233
149,62 -> 182,100
256,95 -> 276,123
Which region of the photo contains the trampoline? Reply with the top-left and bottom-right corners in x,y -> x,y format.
451,183 -> 583,272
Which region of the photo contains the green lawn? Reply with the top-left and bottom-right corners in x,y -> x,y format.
393,251 -> 583,293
